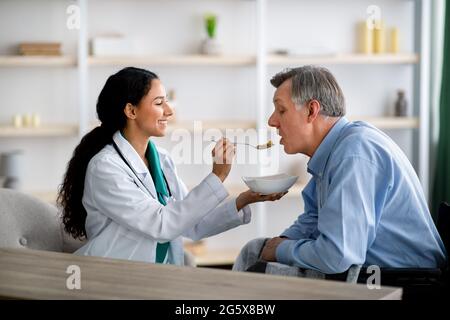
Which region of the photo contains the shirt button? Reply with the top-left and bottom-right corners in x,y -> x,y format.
19,237 -> 27,246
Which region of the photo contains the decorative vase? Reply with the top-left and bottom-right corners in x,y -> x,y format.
0,150 -> 23,189
394,90 -> 408,117
200,38 -> 222,55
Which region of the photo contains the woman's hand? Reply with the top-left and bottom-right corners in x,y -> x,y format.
235,189 -> 288,211
212,138 -> 236,182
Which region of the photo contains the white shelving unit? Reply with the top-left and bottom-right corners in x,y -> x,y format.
0,0 -> 431,249
88,119 -> 257,134
0,124 -> 78,138
165,120 -> 257,132
0,53 -> 419,68
87,53 -> 420,67
88,55 -> 256,67
267,53 -> 419,65
0,55 -> 76,67
347,116 -> 419,129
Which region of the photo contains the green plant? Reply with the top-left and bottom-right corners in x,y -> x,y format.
204,13 -> 217,39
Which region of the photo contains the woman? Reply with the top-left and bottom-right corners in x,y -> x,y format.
58,67 -> 285,265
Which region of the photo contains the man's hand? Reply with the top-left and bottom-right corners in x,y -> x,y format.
260,237 -> 287,262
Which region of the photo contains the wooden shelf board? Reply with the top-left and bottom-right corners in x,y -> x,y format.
0,54 -> 417,67
90,120 -> 257,133
188,247 -> 240,266
88,55 -> 256,66
166,120 -> 257,132
267,53 -> 419,65
0,124 -> 79,137
348,116 -> 419,129
0,55 -> 76,67
92,117 -> 417,133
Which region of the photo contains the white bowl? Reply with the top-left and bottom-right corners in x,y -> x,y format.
242,173 -> 299,195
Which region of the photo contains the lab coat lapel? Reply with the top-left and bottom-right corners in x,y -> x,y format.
158,150 -> 178,200
112,131 -> 157,199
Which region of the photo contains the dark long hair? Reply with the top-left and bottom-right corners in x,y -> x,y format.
58,67 -> 159,240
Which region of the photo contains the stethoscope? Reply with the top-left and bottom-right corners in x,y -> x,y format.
112,141 -> 172,200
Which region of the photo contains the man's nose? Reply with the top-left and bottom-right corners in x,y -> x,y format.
268,113 -> 278,128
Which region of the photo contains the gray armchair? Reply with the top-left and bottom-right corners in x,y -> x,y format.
0,188 -> 84,253
0,188 -> 196,267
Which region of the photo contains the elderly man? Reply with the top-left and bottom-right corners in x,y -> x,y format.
233,66 -> 446,278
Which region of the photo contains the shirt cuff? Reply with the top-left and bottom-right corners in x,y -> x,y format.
203,173 -> 228,202
275,239 -> 297,265
280,229 -> 300,240
225,198 -> 252,225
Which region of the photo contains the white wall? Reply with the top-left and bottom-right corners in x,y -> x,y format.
87,0 -> 256,55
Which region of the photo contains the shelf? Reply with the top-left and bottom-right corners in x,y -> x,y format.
166,120 -> 257,133
88,53 -> 418,67
88,55 -> 256,67
0,124 -> 79,137
6,118 -> 413,139
89,120 -> 256,134
189,247 -> 240,267
348,116 -> 419,129
0,55 -> 76,67
267,53 -> 419,65
0,54 -> 418,67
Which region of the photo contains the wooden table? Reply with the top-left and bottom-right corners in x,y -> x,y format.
0,248 -> 402,300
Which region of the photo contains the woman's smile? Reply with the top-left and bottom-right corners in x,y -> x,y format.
158,119 -> 168,126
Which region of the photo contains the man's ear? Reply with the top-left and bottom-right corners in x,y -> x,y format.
306,100 -> 321,122
123,103 -> 137,120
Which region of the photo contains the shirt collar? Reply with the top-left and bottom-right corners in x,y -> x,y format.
307,117 -> 349,177
112,130 -> 149,176
112,130 -> 161,198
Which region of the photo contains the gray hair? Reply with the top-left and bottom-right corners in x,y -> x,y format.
270,65 -> 346,117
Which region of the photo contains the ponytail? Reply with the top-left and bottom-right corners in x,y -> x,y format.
58,66 -> 159,239
58,126 -> 112,239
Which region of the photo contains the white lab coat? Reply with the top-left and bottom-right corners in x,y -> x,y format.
74,131 -> 251,265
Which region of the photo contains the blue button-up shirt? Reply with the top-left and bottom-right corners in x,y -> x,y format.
276,117 -> 446,274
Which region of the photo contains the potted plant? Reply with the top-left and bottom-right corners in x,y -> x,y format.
200,13 -> 222,55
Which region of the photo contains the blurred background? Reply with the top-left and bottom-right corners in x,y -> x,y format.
0,0 -> 448,268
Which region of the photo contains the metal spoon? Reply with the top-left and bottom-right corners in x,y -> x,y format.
210,139 -> 274,150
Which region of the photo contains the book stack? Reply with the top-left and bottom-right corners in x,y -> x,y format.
18,42 -> 62,56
